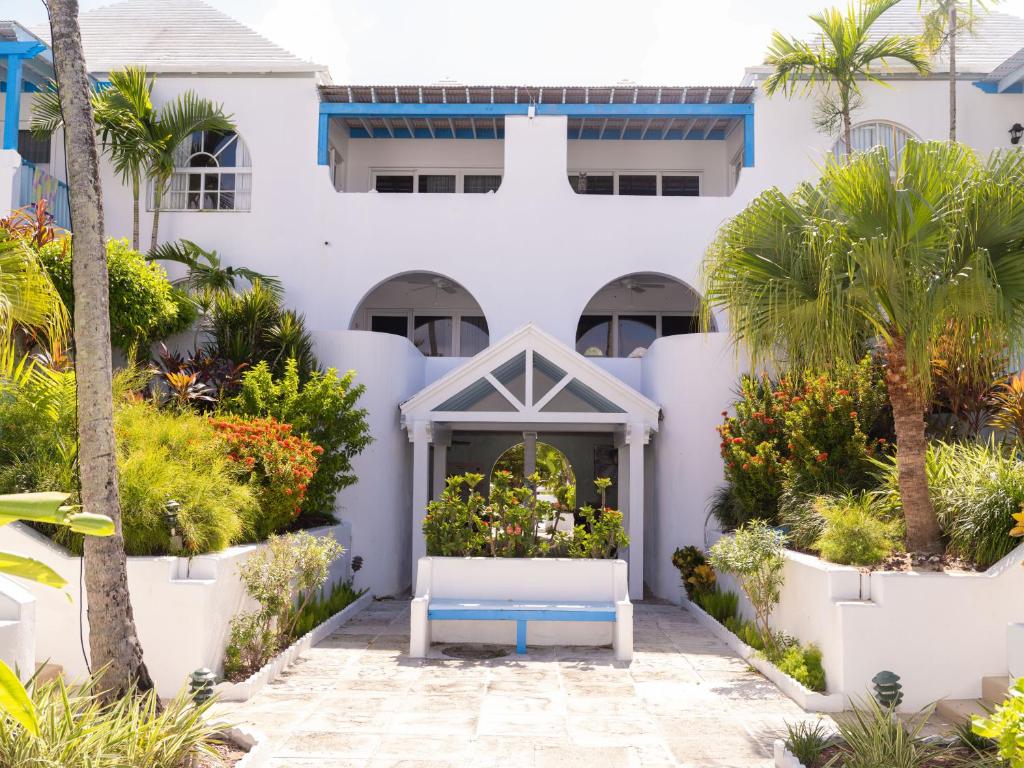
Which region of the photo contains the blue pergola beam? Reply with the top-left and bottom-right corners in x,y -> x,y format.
2,43 -> 46,151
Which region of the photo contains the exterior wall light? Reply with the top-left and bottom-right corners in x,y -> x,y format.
1011,123 -> 1024,145
163,499 -> 183,552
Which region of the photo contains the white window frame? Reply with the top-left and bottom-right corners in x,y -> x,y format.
365,309 -> 489,356
151,131 -> 252,213
576,311 -> 701,357
832,121 -> 918,164
369,168 -> 504,194
567,170 -> 702,196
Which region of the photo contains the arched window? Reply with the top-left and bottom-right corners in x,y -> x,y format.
832,121 -> 917,165
157,131 -> 252,211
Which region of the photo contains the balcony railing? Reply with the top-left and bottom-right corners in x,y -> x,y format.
15,159 -> 71,230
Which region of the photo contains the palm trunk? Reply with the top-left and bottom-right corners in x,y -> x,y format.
150,185 -> 161,252
842,109 -> 853,159
885,339 -> 943,554
131,174 -> 140,251
47,0 -> 154,701
948,5 -> 957,142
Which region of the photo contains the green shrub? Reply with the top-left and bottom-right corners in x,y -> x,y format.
0,674 -> 227,768
830,696 -> 937,768
709,521 -> 786,654
695,589 -> 739,624
773,644 -> 826,693
37,238 -> 191,353
292,579 -> 368,638
114,402 -> 258,555
784,719 -> 831,767
226,358 -> 372,524
877,440 -> 1023,568
778,489 -> 827,551
813,492 -> 903,566
672,545 -> 708,599
974,677 -> 1024,766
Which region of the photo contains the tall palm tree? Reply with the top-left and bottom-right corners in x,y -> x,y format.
765,0 -> 930,156
32,66 -> 233,252
0,232 -> 68,368
46,0 -> 154,700
702,142 -> 1024,553
918,1 -> 1000,141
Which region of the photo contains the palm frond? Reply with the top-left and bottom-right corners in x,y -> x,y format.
0,233 -> 69,363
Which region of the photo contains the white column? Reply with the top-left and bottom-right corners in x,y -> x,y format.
523,431 -> 537,480
625,423 -> 648,601
410,420 -> 432,590
431,428 -> 450,501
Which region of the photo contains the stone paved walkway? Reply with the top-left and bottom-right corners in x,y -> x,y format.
220,599 -> 819,767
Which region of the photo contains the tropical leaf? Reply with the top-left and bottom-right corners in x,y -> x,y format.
0,552 -> 66,589
0,661 -> 37,736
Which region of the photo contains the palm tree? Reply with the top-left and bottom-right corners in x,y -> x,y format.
148,239 -> 282,296
918,1 -> 1000,141
0,231 -> 68,368
765,0 -> 930,156
46,0 -> 154,700
702,142 -> 1024,553
32,66 -> 233,252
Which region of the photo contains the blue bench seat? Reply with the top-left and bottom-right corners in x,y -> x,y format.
427,598 -> 617,654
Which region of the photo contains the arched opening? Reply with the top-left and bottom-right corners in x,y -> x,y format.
575,272 -> 711,358
832,121 -> 918,165
492,441 -> 577,508
350,272 -> 489,357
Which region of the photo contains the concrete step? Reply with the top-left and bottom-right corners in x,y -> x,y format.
982,675 -> 1010,707
34,662 -> 62,685
936,698 -> 991,726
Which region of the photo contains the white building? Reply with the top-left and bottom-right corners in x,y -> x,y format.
2,0 -> 1023,601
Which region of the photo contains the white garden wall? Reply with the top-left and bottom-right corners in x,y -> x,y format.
711,535 -> 1024,711
0,574 -> 35,681
0,522 -> 351,697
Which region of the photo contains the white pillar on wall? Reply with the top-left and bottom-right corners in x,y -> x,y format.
410,420 -> 432,589
523,431 -> 537,480
624,423 -> 648,601
431,428 -> 450,501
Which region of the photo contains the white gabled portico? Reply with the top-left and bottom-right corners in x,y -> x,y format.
399,323 -> 660,599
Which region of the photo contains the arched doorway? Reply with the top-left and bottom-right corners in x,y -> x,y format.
350,272 -> 489,357
576,272 -> 712,358
492,440 -> 577,511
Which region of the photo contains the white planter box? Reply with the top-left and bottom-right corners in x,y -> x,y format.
410,557 -> 632,659
0,522 -> 353,697
215,591 -> 372,701
709,532 -> 1024,711
685,599 -> 845,712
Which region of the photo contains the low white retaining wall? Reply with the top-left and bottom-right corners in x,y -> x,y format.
0,522 -> 351,697
411,557 -> 632,655
0,574 -> 35,680
711,533 -> 1024,711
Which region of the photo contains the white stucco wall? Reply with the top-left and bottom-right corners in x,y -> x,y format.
0,521 -> 351,697
0,575 -> 35,681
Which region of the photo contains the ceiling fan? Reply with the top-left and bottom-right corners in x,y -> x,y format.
619,277 -> 665,294
405,275 -> 458,294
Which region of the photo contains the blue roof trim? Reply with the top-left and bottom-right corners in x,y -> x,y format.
0,42 -> 46,57
319,102 -> 753,117
973,80 -> 1024,93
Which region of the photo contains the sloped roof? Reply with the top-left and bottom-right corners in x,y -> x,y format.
32,0 -> 323,76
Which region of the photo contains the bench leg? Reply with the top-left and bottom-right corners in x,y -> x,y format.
410,597 -> 431,658
516,620 -> 527,654
613,601 -> 633,662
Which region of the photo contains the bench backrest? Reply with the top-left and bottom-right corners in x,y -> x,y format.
415,557 -> 628,603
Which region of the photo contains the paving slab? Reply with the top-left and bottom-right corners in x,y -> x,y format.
220,599 -> 820,767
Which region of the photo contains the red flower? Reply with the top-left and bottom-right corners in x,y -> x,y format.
837,389 -> 850,397
731,437 -> 743,445
815,452 -> 828,463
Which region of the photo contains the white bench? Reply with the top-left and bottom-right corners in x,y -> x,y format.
409,557 -> 633,661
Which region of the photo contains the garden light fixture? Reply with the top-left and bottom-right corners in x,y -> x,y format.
871,670 -> 903,708
1011,123 -> 1023,145
189,668 -> 217,703
163,499 -> 183,552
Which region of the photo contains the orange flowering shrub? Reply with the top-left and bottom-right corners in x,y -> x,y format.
210,415 -> 322,539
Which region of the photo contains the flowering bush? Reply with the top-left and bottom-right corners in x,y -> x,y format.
209,415 -> 321,539
422,472 -> 628,558
715,357 -> 888,527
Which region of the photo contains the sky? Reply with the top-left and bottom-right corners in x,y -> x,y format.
9,0 -> 1024,84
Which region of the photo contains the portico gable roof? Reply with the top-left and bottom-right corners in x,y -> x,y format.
400,324 -> 661,432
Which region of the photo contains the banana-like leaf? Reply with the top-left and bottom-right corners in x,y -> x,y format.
0,660 -> 38,736
0,551 -> 67,589
66,512 -> 115,537
0,492 -> 70,524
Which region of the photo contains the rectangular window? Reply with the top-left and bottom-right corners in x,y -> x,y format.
413,316 -> 454,357
464,174 -> 502,194
569,175 -> 614,195
618,175 -> 657,196
418,174 -> 456,193
662,175 -> 700,197
459,316 -> 489,356
661,315 -> 700,337
375,175 -> 414,193
576,315 -> 613,356
18,130 -> 50,165
618,315 -> 657,356
370,315 -> 409,337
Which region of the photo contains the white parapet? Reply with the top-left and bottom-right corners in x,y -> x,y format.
0,149 -> 21,216
0,522 -> 352,697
